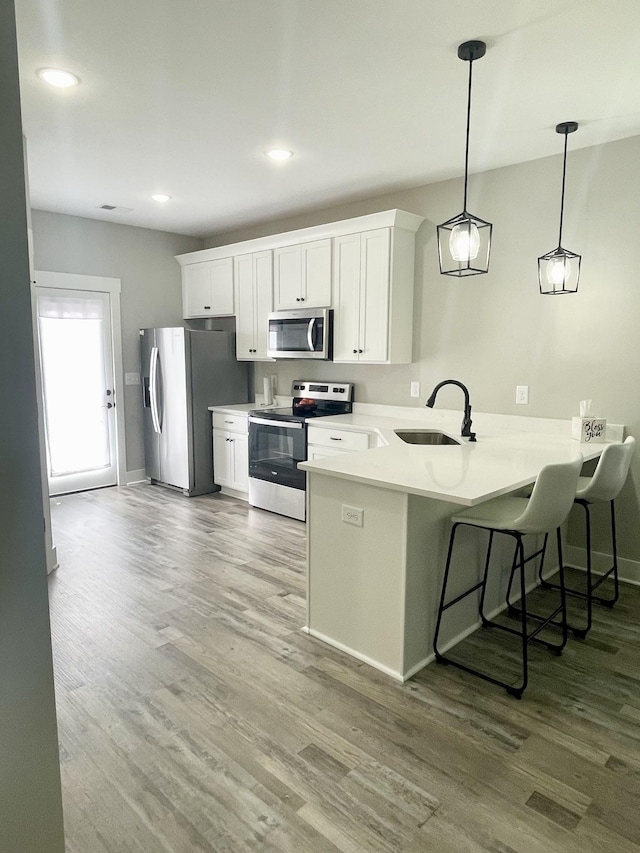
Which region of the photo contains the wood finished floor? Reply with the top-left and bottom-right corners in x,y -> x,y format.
49,484 -> 640,852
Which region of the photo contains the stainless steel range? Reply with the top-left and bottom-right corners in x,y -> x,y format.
248,380 -> 354,521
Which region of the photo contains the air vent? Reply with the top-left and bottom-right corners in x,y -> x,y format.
97,204 -> 133,213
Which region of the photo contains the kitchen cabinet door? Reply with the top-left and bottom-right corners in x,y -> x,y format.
273,245 -> 301,310
302,239 -> 331,307
213,430 -> 248,494
229,432 -> 248,492
182,257 -> 233,318
273,239 -> 331,310
359,228 -> 390,363
332,233 -> 362,362
234,254 -> 256,359
307,446 -> 348,461
333,227 -> 412,364
253,250 -> 273,360
213,429 -> 233,487
233,250 -> 273,360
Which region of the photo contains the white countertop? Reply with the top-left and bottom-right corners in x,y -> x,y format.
208,395 -> 291,416
300,406 -> 615,506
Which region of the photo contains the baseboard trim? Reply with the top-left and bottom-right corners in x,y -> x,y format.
219,486 -> 249,502
46,545 -> 58,575
305,627 -> 405,682
564,545 -> 640,587
126,469 -> 146,486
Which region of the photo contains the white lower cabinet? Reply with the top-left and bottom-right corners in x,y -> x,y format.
307,425 -> 372,461
212,412 -> 249,498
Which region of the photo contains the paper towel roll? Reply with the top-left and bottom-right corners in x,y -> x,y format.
263,376 -> 273,406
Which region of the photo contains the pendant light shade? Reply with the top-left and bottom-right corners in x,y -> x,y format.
437,40 -> 492,276
538,122 -> 581,294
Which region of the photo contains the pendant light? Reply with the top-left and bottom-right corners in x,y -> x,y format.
437,40 -> 492,276
538,122 -> 581,294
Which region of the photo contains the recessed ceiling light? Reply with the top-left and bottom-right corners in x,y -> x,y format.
151,194 -> 171,203
265,149 -> 293,161
37,68 -> 80,88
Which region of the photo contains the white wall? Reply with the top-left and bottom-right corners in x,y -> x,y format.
205,135 -> 640,562
0,2 -> 65,849
31,211 -> 202,475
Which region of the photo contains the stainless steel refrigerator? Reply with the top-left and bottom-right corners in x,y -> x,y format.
140,327 -> 249,496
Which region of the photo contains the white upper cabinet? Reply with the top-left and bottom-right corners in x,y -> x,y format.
233,250 -> 273,360
182,257 -> 234,318
175,210 -> 423,361
273,238 -> 332,310
333,224 -> 416,364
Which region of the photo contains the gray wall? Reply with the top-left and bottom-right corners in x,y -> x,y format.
0,2 -> 65,849
31,211 -> 202,474
205,135 -> 640,561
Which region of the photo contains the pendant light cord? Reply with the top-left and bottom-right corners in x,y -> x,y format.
557,131 -> 568,249
462,57 -> 474,214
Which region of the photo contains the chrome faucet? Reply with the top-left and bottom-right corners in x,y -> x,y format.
426,379 -> 477,442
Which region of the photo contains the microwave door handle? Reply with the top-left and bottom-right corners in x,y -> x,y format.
307,318 -> 316,352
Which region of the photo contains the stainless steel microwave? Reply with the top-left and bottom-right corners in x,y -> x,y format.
267,308 -> 332,359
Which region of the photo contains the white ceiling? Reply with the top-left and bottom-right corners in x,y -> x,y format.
15,0 -> 640,238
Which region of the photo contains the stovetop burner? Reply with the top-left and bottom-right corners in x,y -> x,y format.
250,380 -> 354,423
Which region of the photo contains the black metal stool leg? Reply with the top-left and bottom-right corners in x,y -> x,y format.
478,531 -> 495,627
506,534 -> 528,699
591,500 -> 620,607
555,527 -> 568,652
571,501 -> 593,638
543,496 -> 621,637
433,523 -> 460,663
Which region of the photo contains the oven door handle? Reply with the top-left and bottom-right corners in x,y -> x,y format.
249,416 -> 304,429
307,318 -> 316,351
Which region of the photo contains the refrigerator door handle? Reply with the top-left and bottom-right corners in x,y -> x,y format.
149,346 -> 162,433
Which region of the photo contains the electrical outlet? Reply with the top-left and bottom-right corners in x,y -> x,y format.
410,381 -> 420,398
516,385 -> 529,405
125,372 -> 140,386
341,505 -> 364,527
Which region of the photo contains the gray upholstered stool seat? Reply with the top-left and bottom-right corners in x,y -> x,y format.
433,456 -> 583,699
541,436 -> 635,637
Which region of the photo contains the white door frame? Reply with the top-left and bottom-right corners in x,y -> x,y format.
33,271 -> 126,489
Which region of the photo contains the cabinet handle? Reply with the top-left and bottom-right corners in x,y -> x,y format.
224,420 -> 233,423
204,305 -> 211,310
329,436 -> 342,441
353,349 -> 357,354
296,297 -> 301,302
300,297 -> 305,302
359,349 -> 363,353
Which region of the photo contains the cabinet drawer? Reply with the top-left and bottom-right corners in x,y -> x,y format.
212,412 -> 248,433
307,426 -> 370,452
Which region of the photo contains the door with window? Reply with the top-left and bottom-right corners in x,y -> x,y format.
35,287 -> 118,495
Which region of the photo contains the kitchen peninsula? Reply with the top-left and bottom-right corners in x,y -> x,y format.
299,406 -> 618,682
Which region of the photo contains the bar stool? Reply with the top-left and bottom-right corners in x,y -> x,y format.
433,456 -> 583,699
540,436 -> 635,638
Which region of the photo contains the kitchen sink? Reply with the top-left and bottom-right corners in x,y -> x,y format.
394,429 -> 461,446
